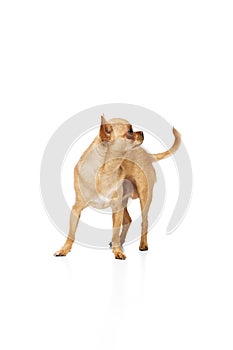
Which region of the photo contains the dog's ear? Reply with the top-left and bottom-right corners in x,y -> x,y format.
99,114 -> 112,141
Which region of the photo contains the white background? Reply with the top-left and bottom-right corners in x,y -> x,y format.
0,1 -> 232,349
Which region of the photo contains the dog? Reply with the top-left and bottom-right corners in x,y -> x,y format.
54,115 -> 181,259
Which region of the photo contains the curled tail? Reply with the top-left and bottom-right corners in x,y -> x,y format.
151,127 -> 181,162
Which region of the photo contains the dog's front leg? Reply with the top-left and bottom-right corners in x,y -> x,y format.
120,207 -> 132,246
54,203 -> 84,256
112,209 -> 126,260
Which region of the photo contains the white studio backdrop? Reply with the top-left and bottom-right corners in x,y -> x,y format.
0,1 -> 233,350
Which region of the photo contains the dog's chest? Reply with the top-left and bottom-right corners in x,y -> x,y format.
89,194 -> 113,209
90,178 -> 122,208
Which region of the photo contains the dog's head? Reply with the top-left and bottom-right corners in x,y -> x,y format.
99,115 -> 144,151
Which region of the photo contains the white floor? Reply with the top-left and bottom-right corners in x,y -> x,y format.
1,1 -> 233,349
1,194 -> 232,350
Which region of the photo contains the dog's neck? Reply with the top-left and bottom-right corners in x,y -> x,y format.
93,141 -> 125,201
102,146 -> 125,174
76,138 -> 127,208
78,137 -> 126,179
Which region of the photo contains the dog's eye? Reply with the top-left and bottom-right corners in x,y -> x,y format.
128,128 -> 133,135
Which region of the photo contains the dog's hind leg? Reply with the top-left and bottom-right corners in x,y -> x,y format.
139,192 -> 152,251
54,201 -> 85,256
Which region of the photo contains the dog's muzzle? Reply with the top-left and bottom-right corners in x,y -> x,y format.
135,131 -> 144,142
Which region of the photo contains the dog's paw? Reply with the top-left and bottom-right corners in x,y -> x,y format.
115,251 -> 127,260
54,248 -> 69,257
113,248 -> 126,260
139,244 -> 148,251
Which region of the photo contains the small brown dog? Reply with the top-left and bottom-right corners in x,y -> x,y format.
54,116 -> 181,259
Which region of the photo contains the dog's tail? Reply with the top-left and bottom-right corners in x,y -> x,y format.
150,127 -> 181,162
